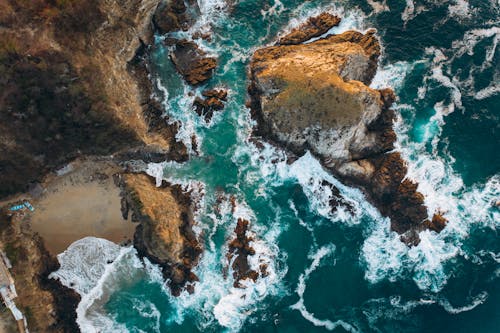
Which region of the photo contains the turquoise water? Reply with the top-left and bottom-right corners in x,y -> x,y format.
58,1 -> 499,332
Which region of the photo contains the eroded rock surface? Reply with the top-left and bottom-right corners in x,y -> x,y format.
227,218 -> 267,288
0,0 -> 187,199
118,173 -> 201,295
278,12 -> 341,45
193,89 -> 227,122
170,40 -> 217,85
248,21 -> 445,242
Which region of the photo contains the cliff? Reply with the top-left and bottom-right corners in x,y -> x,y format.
117,173 -> 202,296
0,0 -> 197,331
248,15 -> 446,243
0,0 -> 187,199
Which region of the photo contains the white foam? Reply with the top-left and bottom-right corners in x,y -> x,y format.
371,61 -> 416,91
474,83 -> 500,100
425,47 -> 463,110
366,0 -> 390,14
448,0 -> 472,19
401,0 -> 415,23
50,237 -> 146,332
437,291 -> 488,314
189,0 -> 229,36
260,0 -> 285,19
50,237 -> 122,295
290,245 -> 359,332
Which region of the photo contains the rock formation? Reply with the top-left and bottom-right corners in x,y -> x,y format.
278,12 -> 341,45
227,219 -> 258,287
248,17 -> 446,243
193,89 -> 228,122
117,173 -> 202,295
170,39 -> 217,86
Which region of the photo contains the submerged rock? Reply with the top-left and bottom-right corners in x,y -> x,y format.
248,20 -> 445,243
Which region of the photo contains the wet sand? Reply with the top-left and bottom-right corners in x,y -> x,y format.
29,159 -> 136,255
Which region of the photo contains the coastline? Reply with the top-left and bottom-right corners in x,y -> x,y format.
0,0 -> 196,331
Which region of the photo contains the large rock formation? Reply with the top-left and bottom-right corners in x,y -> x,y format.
248,18 -> 444,242
118,173 -> 202,295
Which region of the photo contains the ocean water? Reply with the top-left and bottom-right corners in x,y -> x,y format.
51,0 -> 499,332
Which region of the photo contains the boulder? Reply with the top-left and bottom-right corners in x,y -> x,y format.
170,40 -> 217,85
227,218 -> 264,288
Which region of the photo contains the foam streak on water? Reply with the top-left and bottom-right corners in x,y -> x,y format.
290,245 -> 359,332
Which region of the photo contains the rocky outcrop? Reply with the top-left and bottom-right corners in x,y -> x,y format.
227,218 -> 268,288
193,89 -> 227,122
170,40 -> 217,85
248,19 -> 445,242
278,13 -> 341,45
117,173 -> 201,296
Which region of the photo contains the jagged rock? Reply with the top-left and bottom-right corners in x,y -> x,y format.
424,213 -> 448,233
153,0 -> 192,34
170,40 -> 217,85
118,173 -> 202,296
227,218 -> 262,288
278,12 -> 341,45
193,89 -> 227,122
248,22 -> 445,243
320,180 -> 355,215
202,88 -> 228,100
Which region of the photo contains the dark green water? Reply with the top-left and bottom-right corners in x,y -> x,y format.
54,1 -> 499,332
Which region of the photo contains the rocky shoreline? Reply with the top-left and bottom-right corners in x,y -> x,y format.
0,3 -> 451,331
116,173 -> 202,296
0,0 -> 202,331
248,13 -> 446,244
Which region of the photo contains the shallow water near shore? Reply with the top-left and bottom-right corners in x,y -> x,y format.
57,0 -> 499,332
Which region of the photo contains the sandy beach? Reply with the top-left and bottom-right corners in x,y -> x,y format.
25,159 -> 136,255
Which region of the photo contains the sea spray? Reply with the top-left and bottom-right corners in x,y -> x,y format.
50,238 -> 146,332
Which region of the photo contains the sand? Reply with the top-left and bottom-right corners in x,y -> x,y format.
28,159 -> 136,255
